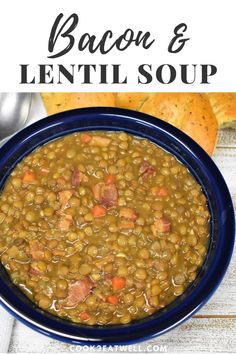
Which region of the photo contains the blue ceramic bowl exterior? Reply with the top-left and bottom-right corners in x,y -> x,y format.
0,107 -> 234,345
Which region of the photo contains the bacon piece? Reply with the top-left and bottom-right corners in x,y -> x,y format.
57,177 -> 66,187
89,136 -> 111,147
139,161 -> 156,181
139,161 -> 152,174
92,182 -> 105,200
67,277 -> 94,307
29,267 -> 41,276
29,240 -> 45,260
71,169 -> 88,188
92,183 -> 118,208
28,260 -> 48,277
71,170 -> 80,188
100,184 -> 118,208
151,217 -> 171,235
58,190 -> 74,209
119,208 -> 138,221
58,214 -> 73,231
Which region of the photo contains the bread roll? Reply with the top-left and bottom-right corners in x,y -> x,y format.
206,93 -> 236,128
115,93 -> 151,110
41,93 -> 116,115
116,93 -> 218,155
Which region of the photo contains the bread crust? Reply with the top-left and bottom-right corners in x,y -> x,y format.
115,93 -> 151,110
41,93 -> 116,115
206,93 -> 236,129
139,93 -> 218,155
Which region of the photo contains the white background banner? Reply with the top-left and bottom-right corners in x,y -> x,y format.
0,0 -> 235,92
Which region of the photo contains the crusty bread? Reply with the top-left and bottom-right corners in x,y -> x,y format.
116,93 -> 218,155
41,93 -> 116,115
115,93 -> 151,110
206,93 -> 236,129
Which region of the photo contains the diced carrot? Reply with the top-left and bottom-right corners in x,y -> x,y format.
107,295 -> 119,305
89,136 -> 111,147
118,221 -> 135,230
158,187 -> 168,197
58,214 -> 73,231
119,208 -> 138,221
22,171 -> 36,184
80,311 -> 90,321
112,277 -> 126,290
81,133 -> 92,143
105,174 -> 116,185
92,205 -> 106,218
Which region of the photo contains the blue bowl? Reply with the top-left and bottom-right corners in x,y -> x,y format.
0,107 -> 234,345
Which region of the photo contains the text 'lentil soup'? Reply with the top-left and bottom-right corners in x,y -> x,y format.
0,131 -> 209,325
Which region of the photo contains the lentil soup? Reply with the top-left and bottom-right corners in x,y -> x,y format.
0,131 -> 209,325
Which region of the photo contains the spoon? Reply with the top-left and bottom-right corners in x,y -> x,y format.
0,93 -> 32,141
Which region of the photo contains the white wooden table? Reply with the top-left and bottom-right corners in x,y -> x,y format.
3,95 -> 236,353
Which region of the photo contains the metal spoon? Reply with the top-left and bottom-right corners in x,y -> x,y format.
0,93 -> 32,141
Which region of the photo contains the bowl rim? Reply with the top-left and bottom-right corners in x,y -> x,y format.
0,107 -> 235,345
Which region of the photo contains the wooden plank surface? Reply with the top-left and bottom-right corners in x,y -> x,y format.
217,129 -> 236,148
194,143 -> 236,317
9,318 -> 236,353
4,101 -> 236,353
